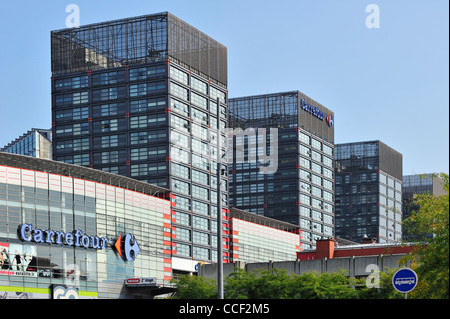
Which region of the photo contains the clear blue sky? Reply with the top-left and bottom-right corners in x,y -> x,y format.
0,0 -> 448,175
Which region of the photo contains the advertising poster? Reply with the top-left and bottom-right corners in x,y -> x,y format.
0,242 -> 37,277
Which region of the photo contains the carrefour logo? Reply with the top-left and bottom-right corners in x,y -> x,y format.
113,233 -> 140,262
18,224 -> 140,262
326,114 -> 334,127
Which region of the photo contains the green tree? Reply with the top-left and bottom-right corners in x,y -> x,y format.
225,268 -> 359,299
171,274 -> 217,299
225,268 -> 292,299
402,173 -> 449,299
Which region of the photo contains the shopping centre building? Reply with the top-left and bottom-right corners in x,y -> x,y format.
0,152 -> 173,299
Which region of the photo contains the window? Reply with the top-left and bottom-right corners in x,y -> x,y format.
300,194 -> 311,206
170,82 -> 189,101
55,123 -> 89,137
323,144 -> 333,156
174,196 -> 191,212
93,118 -> 127,133
311,139 -> 322,151
170,66 -> 189,85
323,179 -> 333,191
171,163 -> 190,179
171,147 -> 189,164
324,214 -> 333,225
175,243 -> 191,257
311,150 -> 321,163
312,198 -> 323,210
54,76 -> 88,91
91,70 -> 126,86
171,100 -> 190,117
312,174 -> 322,187
93,134 -> 126,149
130,130 -> 166,145
172,179 -> 190,195
93,150 -> 126,165
171,130 -> 189,147
192,200 -> 209,216
323,191 -> 333,203
129,81 -> 166,97
192,139 -> 209,156
130,114 -> 166,129
92,102 -> 126,118
300,219 -> 311,230
323,168 -> 333,180
130,163 -> 167,177
192,185 -> 209,200
130,97 -> 166,113
298,132 -> 310,145
210,101 -> 217,115
299,169 -> 311,182
299,157 -> 311,169
191,123 -> 208,141
191,77 -> 208,95
193,246 -> 209,261
300,145 -> 311,157
55,107 -> 89,122
192,154 -> 209,171
171,115 -> 190,132
300,206 -> 311,217
92,87 -> 126,102
130,65 -> 165,81
312,210 -> 322,221
311,186 -> 322,198
57,154 -> 90,166
176,212 -> 191,226
191,92 -> 208,111
56,138 -> 89,152
175,228 -> 191,242
55,92 -> 89,106
193,216 -> 209,230
193,231 -> 209,245
312,162 -> 322,174
300,181 -> 311,194
130,146 -> 166,161
312,222 -> 322,233
192,108 -> 208,126
192,170 -> 209,186
323,156 -> 333,168
210,86 -> 226,104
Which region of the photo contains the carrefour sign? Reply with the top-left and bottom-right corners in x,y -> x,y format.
18,224 -> 139,261
301,98 -> 325,121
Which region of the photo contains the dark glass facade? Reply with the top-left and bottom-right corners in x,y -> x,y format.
228,91 -> 335,250
51,12 -> 229,267
402,173 -> 446,241
334,141 -> 403,244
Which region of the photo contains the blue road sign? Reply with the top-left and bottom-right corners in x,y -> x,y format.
392,268 -> 418,294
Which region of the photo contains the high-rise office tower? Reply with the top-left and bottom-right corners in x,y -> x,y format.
334,141 -> 403,244
51,12 -> 229,269
402,173 -> 446,241
228,91 -> 335,250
